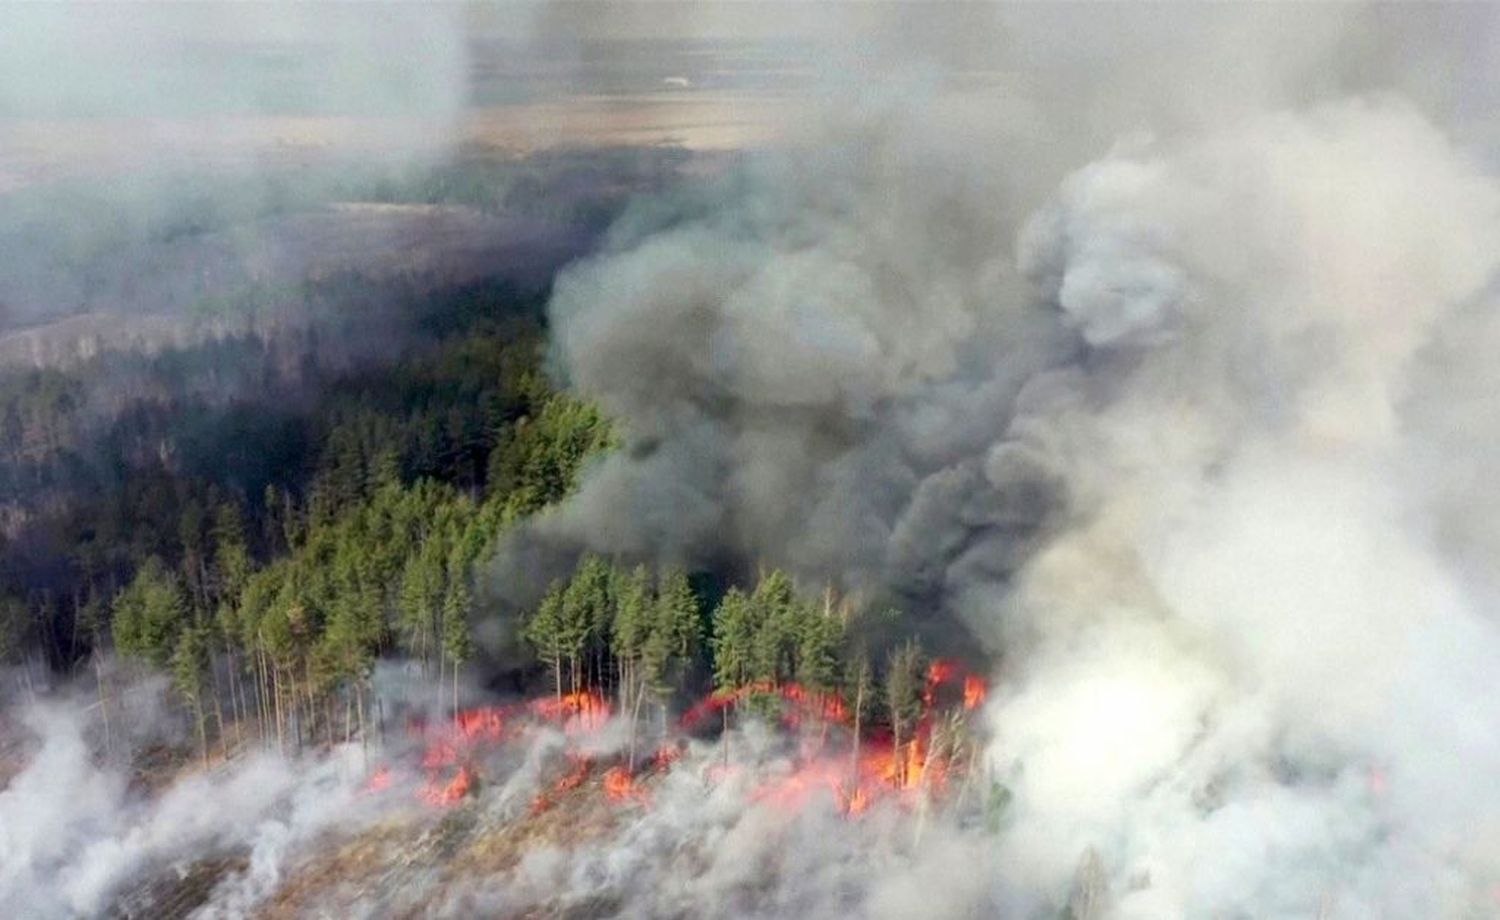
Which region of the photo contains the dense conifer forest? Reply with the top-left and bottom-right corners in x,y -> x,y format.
0,270 -> 939,767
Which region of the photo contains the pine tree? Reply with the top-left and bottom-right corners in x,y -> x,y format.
212,500 -> 252,607
397,550 -> 442,670
113,557 -> 187,670
368,445 -> 403,496
172,623 -> 211,765
638,567 -> 700,741
885,639 -> 927,786
749,569 -> 797,685
524,580 -> 568,702
796,602 -> 842,694
178,500 -> 210,618
711,587 -> 756,694
0,595 -> 30,666
610,564 -> 652,710
561,554 -> 612,694
846,648 -> 874,785
442,567 -> 474,719
652,569 -> 701,685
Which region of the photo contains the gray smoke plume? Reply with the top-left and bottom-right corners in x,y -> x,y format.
507,4 -> 1500,915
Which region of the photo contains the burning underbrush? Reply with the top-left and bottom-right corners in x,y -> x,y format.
246,659 -> 1001,918
1,659 -> 999,918
379,659 -> 989,823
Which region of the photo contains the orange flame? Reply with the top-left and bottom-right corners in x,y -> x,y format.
603,766 -> 643,803
927,659 -> 957,686
531,755 -> 592,814
530,691 -> 612,734
383,660 -> 988,818
421,764 -> 474,805
963,674 -> 987,710
843,784 -> 871,816
363,766 -> 392,794
455,706 -> 506,742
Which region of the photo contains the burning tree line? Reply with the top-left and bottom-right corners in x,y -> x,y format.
520,555 -> 981,791
26,298 -> 984,797
388,552 -> 990,819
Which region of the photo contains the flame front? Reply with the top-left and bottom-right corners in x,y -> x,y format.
373,662 -> 985,822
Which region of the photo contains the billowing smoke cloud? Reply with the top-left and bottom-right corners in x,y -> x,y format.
510,5 -> 1500,915
977,100 -> 1500,915
500,88 -> 1072,633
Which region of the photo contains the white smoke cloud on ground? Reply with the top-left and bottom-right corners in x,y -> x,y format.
415,722 -> 1000,920
0,684 -> 385,918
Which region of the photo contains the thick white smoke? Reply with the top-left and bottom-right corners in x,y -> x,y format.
426,723 -> 1003,920
979,100 -> 1500,916
0,685 -> 382,918
519,9 -> 1500,917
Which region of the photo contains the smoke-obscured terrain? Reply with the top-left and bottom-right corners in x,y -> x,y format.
4,4 -> 1500,919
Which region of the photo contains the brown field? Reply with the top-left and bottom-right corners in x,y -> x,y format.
0,92 -> 802,192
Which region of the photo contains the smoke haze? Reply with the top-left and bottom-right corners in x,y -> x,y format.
6,3 -> 1500,918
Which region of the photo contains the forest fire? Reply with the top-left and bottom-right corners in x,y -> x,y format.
963,674 -> 987,711
382,659 -> 989,821
602,766 -> 642,803
678,681 -> 849,732
391,690 -> 616,805
530,754 -> 593,814
421,765 -> 475,806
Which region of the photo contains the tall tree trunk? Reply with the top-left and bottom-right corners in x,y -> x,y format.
229,651 -> 245,748
212,679 -> 227,761
196,698 -> 208,768
251,650 -> 262,743
256,645 -> 271,746
850,682 -> 865,790
94,650 -> 112,759
357,683 -> 368,755
303,659 -> 316,752
627,677 -> 647,772
272,664 -> 285,755
258,650 -> 271,746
